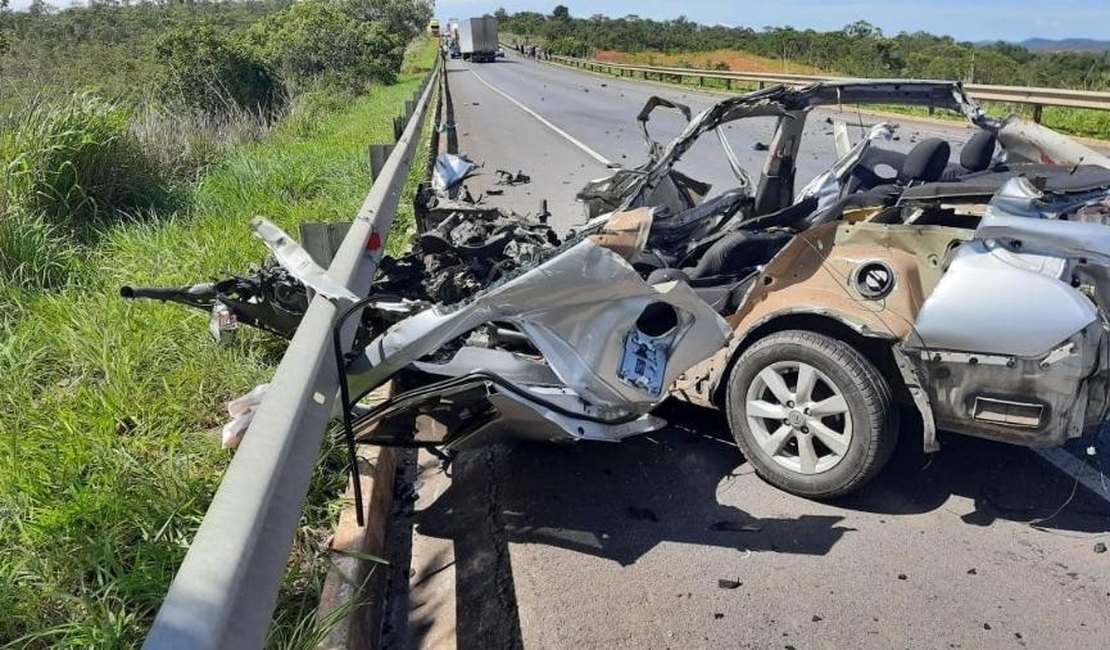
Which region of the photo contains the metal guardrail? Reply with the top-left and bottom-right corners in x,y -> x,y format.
143,56 -> 441,649
549,54 -> 1110,122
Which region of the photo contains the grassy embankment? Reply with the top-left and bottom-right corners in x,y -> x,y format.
0,34 -> 437,650
534,42 -> 1110,141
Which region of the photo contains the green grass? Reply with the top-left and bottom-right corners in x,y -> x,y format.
0,36 -> 438,649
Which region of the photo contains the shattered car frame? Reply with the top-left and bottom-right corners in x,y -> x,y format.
346,79 -> 1110,498
126,79 -> 1110,499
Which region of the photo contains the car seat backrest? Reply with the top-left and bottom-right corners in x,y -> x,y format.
900,138 -> 951,184
960,130 -> 997,173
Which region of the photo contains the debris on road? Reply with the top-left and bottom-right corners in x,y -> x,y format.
495,169 -> 531,186
432,152 -> 476,192
717,578 -> 742,589
374,191 -> 559,304
1095,541 -> 1107,553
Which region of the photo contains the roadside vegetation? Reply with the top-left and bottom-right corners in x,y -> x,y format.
499,6 -> 1110,140
0,0 -> 435,646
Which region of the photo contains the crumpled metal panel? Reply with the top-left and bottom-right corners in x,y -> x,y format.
910,241 -> 1096,357
251,217 -> 359,303
356,239 -> 731,410
998,116 -> 1110,169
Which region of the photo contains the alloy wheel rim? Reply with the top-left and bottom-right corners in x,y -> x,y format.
745,360 -> 853,475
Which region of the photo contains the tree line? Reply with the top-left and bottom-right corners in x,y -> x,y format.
0,0 -> 434,116
497,7 -> 1110,91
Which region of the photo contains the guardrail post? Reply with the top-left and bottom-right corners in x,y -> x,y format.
1033,105 -> 1044,124
726,78 -> 732,90
368,144 -> 392,180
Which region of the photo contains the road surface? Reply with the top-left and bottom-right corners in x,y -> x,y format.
380,53 -> 1110,649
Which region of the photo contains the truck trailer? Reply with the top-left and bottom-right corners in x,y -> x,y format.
458,16 -> 498,63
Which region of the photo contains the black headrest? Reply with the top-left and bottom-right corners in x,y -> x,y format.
960,130 -> 997,172
901,138 -> 951,183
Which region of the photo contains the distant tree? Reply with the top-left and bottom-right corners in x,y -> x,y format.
495,7 -> 1110,91
28,0 -> 52,17
343,0 -> 432,41
494,7 -> 507,21
155,25 -> 282,116
843,20 -> 881,40
249,0 -> 403,91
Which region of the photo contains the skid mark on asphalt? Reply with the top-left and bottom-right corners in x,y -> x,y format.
469,66 -> 614,167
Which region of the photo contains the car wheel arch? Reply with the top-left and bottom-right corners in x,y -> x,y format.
711,311 -> 905,410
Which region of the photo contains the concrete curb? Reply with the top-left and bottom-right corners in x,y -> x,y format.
318,440 -> 400,649
317,383 -> 399,649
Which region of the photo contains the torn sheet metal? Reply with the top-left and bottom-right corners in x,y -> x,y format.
432,153 -> 475,192
998,116 -> 1110,169
797,121 -> 897,211
251,217 -> 358,303
350,238 -> 731,410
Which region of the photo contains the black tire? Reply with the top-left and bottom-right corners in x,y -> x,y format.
725,329 -> 898,498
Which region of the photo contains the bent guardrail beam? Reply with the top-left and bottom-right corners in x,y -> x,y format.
546,53 -> 1110,122
143,58 -> 440,650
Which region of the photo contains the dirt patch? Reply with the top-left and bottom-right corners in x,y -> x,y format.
594,48 -> 823,75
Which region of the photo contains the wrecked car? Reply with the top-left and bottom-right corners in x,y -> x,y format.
125,79 -> 1110,499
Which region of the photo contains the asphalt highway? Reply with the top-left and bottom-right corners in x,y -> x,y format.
381,53 -> 1110,649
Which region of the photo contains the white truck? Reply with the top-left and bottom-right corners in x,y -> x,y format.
458,16 -> 498,63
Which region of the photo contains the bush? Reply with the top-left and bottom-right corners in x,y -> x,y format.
0,209 -> 75,289
129,102 -> 272,182
2,94 -> 175,233
154,26 -> 284,118
249,0 -> 403,92
342,0 -> 432,42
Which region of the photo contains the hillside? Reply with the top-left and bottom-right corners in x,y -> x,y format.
1018,38 -> 1110,53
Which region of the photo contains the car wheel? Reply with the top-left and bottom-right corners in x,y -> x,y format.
725,330 -> 898,498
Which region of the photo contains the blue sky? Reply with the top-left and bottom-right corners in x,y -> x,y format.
5,0 -> 1108,42
436,0 -> 1110,42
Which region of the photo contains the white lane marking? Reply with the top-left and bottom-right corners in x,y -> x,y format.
1035,447 -> 1110,506
468,66 -> 613,167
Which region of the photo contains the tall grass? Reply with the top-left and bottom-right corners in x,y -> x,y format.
2,95 -> 175,231
0,37 -> 439,648
129,100 -> 278,182
0,91 -> 283,290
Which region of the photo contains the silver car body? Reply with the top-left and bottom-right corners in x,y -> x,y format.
328,80 -> 1110,455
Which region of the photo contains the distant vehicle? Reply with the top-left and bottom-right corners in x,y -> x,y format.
449,42 -> 461,59
458,16 -> 498,63
428,18 -> 440,37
